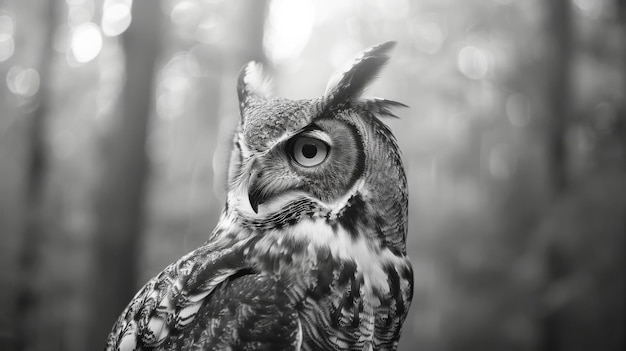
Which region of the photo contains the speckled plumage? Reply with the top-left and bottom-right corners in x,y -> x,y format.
106,41 -> 413,351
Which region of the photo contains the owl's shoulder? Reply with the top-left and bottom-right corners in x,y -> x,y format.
107,236 -> 301,350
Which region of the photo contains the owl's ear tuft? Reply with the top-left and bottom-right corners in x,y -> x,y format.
237,62 -> 273,116
356,98 -> 408,119
324,41 -> 396,108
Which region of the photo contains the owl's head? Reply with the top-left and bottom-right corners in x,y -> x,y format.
226,42 -> 408,253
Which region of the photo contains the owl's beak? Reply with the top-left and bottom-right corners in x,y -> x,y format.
246,157 -> 298,214
247,167 -> 264,213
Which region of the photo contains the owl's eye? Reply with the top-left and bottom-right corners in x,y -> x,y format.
291,136 -> 329,167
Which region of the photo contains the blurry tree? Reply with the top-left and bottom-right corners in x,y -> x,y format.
89,0 -> 163,345
616,0 -> 626,161
540,1 -> 574,350
12,1 -> 58,350
231,0 -> 267,63
544,0 -> 573,196
537,1 -> 626,351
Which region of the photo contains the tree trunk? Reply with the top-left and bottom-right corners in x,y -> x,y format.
545,0 -> 573,197
541,1 -> 573,351
234,0 -> 268,63
618,0 -> 626,167
89,1 -> 163,346
14,1 -> 58,350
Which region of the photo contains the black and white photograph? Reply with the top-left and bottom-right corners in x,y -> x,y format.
0,0 -> 624,350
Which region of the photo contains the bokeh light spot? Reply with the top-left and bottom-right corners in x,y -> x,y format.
170,0 -> 202,28
187,44 -> 219,77
156,53 -> 192,120
6,66 -> 40,97
102,0 -> 132,37
0,15 -> 15,61
573,0 -> 602,18
70,22 -> 103,63
458,45 -> 491,80
264,0 -> 315,63
0,14 -> 14,35
0,35 -> 14,62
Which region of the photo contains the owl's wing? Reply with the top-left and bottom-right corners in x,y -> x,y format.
106,241 -> 302,351
163,273 -> 302,350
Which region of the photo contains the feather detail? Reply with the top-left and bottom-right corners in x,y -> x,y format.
324,41 -> 396,109
357,98 -> 408,119
237,61 -> 273,117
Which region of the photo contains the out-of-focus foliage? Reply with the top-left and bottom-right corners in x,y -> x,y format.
0,0 -> 623,350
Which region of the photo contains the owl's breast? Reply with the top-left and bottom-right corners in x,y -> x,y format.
243,218 -> 413,350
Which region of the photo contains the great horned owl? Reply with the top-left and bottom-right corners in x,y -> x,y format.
106,41 -> 413,351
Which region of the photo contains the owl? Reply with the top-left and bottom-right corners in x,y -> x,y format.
105,41 -> 413,351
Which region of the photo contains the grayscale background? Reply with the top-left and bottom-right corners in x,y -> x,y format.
0,0 -> 624,350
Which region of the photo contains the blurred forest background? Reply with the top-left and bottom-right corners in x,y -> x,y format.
0,0 -> 624,350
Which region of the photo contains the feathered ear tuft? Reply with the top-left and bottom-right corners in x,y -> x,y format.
324,41 -> 396,109
356,98 -> 408,119
237,62 -> 273,117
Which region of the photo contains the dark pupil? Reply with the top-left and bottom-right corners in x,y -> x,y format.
301,143 -> 318,159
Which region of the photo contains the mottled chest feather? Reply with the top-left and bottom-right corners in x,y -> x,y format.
242,216 -> 413,350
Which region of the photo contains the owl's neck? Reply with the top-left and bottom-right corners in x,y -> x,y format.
222,174 -> 406,256
212,197 -> 409,306
215,182 -> 408,265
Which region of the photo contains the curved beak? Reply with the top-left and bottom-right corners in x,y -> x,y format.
247,167 -> 264,213
245,155 -> 301,214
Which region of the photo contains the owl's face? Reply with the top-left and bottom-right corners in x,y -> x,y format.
226,42 -> 408,253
